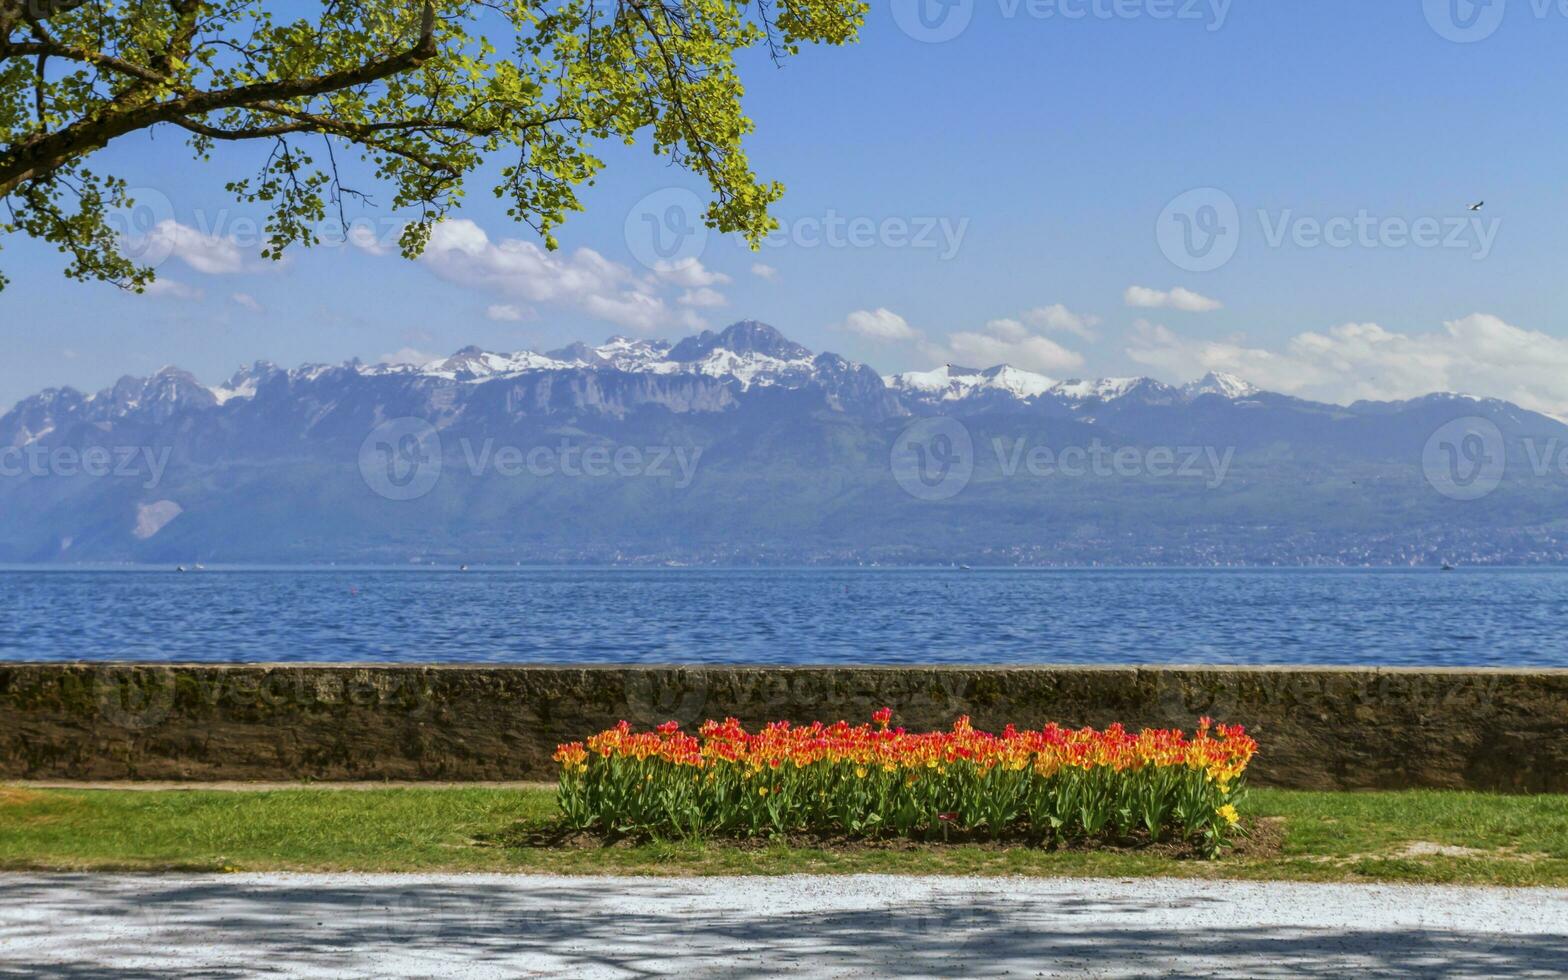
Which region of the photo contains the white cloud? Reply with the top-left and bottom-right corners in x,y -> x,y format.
140,278 -> 203,300
840,308 -> 921,342
835,304 -> 1093,374
905,305 -> 1090,374
751,262 -> 778,280
653,257 -> 730,290
1126,313 -> 1568,417
678,287 -> 727,308
417,219 -> 708,333
1124,286 -> 1224,313
981,318 -> 1031,342
929,326 -> 1085,374
1019,304 -> 1102,339
485,303 -> 532,322
141,220 -> 248,275
1126,320 -> 1301,391
347,221 -> 395,256
230,292 -> 263,313
378,347 -> 438,366
578,291 -> 660,328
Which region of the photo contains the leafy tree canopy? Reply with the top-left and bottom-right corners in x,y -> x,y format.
0,0 -> 864,290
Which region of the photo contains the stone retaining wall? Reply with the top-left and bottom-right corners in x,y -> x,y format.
2,664 -> 1565,791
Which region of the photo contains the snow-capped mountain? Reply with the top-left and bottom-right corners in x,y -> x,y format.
173,322 -> 1274,423
547,336 -> 675,373
1183,372 -> 1261,400
24,321 -> 1280,440
5,319 -> 1566,566
2,319 -> 1533,448
185,322 -> 837,416
884,364 -> 1055,402
883,365 -> 1257,409
415,346 -> 581,382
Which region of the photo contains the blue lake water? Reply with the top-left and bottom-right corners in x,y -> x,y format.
3,566 -> 1567,667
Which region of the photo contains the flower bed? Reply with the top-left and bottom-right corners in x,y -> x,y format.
554,712 -> 1257,856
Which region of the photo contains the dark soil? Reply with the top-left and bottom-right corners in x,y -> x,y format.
486,816 -> 1285,861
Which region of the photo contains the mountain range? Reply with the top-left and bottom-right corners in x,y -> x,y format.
4,320 -> 1567,565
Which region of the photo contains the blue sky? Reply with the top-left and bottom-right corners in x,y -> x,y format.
6,1 -> 1568,414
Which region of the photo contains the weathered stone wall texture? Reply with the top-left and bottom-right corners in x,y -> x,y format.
2,664 -> 1564,791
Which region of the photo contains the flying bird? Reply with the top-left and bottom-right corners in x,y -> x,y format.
1468,201 -> 1484,211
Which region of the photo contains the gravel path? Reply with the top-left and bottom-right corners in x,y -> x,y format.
2,873 -> 1566,978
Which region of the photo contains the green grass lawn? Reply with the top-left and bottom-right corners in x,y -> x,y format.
3,784 -> 1567,885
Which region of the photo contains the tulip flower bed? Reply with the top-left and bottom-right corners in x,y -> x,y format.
553,711 -> 1257,857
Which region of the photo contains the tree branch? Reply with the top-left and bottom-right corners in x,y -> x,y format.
2,0 -> 92,23
178,0 -> 437,114
2,40 -> 172,85
0,1 -> 437,197
168,115 -> 317,140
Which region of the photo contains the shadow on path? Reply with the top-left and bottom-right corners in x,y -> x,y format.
1,875 -> 1564,978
